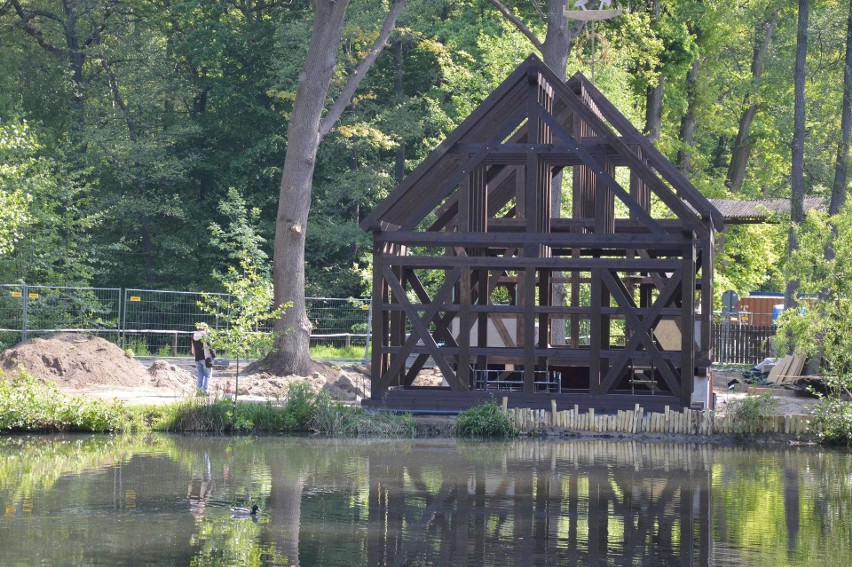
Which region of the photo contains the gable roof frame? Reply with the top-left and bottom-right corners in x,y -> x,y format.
362,54 -> 722,236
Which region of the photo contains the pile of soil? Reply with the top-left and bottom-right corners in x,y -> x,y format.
1,333 -> 152,388
0,333 -> 378,405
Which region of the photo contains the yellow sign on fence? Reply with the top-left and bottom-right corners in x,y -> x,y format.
130,296 -> 141,302
10,291 -> 21,297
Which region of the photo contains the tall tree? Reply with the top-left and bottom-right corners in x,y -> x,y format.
644,0 -> 664,142
830,0 -> 852,216
269,0 -> 407,375
677,50 -> 698,175
0,0 -> 121,148
486,0 -> 587,346
725,7 -> 780,193
785,0 -> 809,310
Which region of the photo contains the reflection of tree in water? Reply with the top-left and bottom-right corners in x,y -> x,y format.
3,436 -> 851,566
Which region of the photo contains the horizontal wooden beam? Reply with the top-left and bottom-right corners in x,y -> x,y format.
380,345 -> 688,361
384,256 -> 683,270
375,231 -> 691,249
380,303 -> 684,317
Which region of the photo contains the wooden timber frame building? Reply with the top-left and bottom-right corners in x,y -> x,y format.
360,55 -> 723,413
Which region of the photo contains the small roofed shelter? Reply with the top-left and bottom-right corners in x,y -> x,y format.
708,197 -> 825,224
360,55 -> 723,413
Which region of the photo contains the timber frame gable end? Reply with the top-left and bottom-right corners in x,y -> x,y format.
362,54 -> 721,414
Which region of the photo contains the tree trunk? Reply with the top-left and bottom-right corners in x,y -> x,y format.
830,0 -> 852,216
677,58 -> 699,175
269,0 -> 407,375
645,77 -> 664,143
726,10 -> 779,193
643,0 -> 663,143
785,0 -> 809,311
394,40 -> 406,184
270,1 -> 350,375
102,57 -> 157,286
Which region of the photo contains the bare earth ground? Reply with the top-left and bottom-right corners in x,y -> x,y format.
0,333 -> 444,406
0,333 -> 816,416
712,368 -> 817,417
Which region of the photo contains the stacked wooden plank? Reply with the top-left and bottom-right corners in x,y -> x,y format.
766,355 -> 807,384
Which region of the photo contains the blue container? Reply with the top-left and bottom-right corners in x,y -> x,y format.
771,304 -> 785,323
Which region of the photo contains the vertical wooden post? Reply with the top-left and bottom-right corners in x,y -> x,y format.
681,238 -> 696,407
370,241 -> 386,398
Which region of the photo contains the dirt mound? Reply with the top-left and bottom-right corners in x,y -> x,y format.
228,364 -> 370,402
147,360 -> 195,393
0,332 -> 382,405
1,333 -> 151,388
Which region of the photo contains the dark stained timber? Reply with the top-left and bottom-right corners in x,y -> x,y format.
363,55 -> 720,412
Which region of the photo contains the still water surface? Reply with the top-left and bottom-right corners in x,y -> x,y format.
1,435 -> 850,566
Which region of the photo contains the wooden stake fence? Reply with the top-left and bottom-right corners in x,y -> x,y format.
503,398 -> 812,436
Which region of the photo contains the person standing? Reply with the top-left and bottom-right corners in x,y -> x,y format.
191,323 -> 215,394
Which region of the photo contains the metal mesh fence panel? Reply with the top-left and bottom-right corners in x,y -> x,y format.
122,289 -> 229,357
0,284 -> 372,361
0,284 -> 121,349
306,297 -> 371,352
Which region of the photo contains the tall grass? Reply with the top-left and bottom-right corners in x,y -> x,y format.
152,381 -> 415,436
309,344 -> 365,361
311,393 -> 415,437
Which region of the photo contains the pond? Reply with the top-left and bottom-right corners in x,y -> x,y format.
1,435 -> 850,566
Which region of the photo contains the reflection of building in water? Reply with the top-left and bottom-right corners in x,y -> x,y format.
187,452 -> 214,522
364,441 -> 713,565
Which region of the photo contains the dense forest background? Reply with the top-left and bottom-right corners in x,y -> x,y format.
0,0 -> 849,303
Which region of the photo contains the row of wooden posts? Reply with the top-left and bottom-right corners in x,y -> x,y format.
500,398 -> 812,436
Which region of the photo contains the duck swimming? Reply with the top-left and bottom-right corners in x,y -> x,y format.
231,504 -> 259,518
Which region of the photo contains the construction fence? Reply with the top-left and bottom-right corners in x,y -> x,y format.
0,283 -> 777,366
0,284 -> 371,360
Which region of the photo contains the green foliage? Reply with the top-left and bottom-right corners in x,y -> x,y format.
715,223 -> 786,304
809,399 -> 852,446
0,370 -> 132,433
152,397 -> 236,433
728,393 -> 777,435
280,381 -> 318,432
200,188 -> 289,374
152,380 -> 413,436
123,337 -> 151,358
0,120 -> 36,255
0,0 -> 849,305
208,187 -> 270,277
311,393 -> 415,437
454,400 -> 518,438
776,209 -> 852,403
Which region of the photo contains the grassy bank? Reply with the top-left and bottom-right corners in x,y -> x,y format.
0,371 -> 414,437
4,369 -> 850,445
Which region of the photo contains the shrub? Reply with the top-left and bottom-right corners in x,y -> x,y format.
809,399 -> 852,446
454,400 -> 517,438
0,370 -> 129,433
728,393 -> 777,434
280,381 -> 319,431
